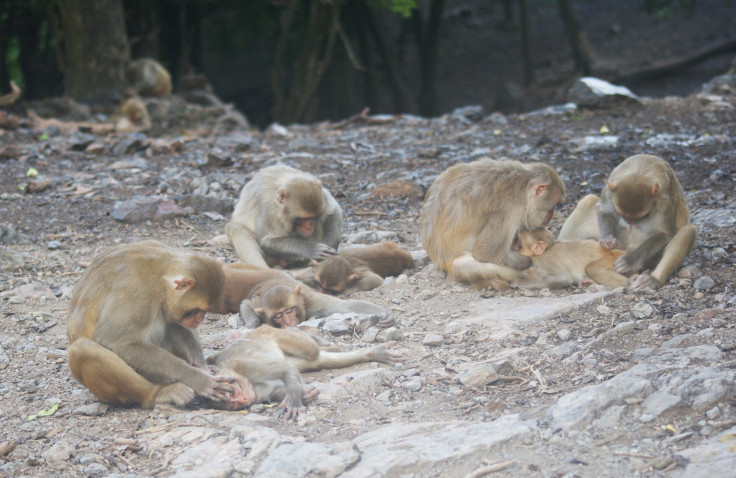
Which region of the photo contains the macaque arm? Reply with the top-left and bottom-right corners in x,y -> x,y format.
558,195 -> 600,241
320,210 -> 343,250
449,253 -> 521,290
632,223 -> 697,289
260,235 -> 335,262
617,230 -> 671,273
291,342 -> 401,373
596,196 -> 622,248
161,324 -> 206,368
347,272 -> 384,293
248,326 -> 320,361
225,221 -> 270,268
239,300 -> 264,329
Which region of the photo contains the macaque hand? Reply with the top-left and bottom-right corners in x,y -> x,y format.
368,341 -> 404,366
613,255 -> 635,275
629,273 -> 661,291
600,235 -> 622,250
194,372 -> 236,402
309,243 -> 337,261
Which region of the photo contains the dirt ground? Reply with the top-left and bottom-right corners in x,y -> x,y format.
0,76 -> 734,476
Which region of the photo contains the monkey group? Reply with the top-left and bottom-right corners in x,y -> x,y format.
66,153 -> 696,415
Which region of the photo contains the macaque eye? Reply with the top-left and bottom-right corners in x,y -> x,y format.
273,312 -> 283,320
284,307 -> 296,314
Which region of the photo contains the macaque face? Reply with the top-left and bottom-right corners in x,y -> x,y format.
528,183 -> 563,228
209,370 -> 256,410
293,216 -> 318,236
613,197 -> 654,224
269,305 -> 301,328
313,256 -> 354,294
179,308 -> 206,329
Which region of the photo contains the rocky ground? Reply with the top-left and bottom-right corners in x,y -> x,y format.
0,74 -> 735,477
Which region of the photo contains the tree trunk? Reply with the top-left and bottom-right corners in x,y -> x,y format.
519,0 -> 534,85
58,0 -> 130,100
557,0 -> 594,75
412,0 -> 446,117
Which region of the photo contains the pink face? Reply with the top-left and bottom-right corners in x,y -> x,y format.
222,375 -> 256,410
180,309 -> 206,329
271,306 -> 300,328
293,217 -> 317,236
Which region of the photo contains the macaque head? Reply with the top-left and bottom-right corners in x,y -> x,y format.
607,176 -> 659,224
255,285 -> 306,328
206,368 -> 256,411
313,256 -> 358,294
525,164 -> 565,228
166,256 -> 225,328
278,178 -> 325,237
516,228 -> 554,257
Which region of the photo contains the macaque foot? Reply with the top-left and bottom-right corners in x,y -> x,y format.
156,382 -> 196,407
629,273 -> 661,291
279,401 -> 306,420
303,386 -> 320,404
578,278 -> 595,288
368,341 -> 404,366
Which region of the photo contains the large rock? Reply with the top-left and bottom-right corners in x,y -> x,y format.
568,77 -> 641,108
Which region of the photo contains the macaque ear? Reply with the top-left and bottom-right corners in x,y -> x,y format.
277,188 -> 288,204
606,180 -> 617,191
347,273 -> 359,283
533,183 -> 549,196
172,277 -> 195,291
533,241 -> 546,256
311,259 -> 320,267
254,308 -> 265,317
651,182 -> 659,196
294,285 -> 302,296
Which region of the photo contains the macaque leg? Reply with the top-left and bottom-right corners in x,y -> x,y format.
225,221 -> 270,268
449,253 -> 520,290
585,257 -> 629,288
249,326 -> 320,361
68,339 -> 195,408
558,194 -> 600,240
291,342 -> 400,372
641,224 -> 697,287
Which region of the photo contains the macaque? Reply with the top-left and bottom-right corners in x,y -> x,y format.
125,58 -> 172,97
226,164 -> 343,268
511,229 -> 629,289
109,98 -> 151,132
559,154 -> 697,289
421,158 -> 565,290
67,241 -> 234,409
312,242 -> 414,294
216,263 -> 390,329
207,325 -> 400,418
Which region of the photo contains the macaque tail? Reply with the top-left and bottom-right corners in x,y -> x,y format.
449,253 -> 521,290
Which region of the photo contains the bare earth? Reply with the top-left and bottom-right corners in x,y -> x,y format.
0,82 -> 735,477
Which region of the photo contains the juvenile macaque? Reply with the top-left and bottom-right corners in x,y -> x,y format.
559,154 -> 697,289
226,165 -> 343,268
421,158 -> 565,290
67,241 -> 234,409
312,242 -> 414,294
216,263 -> 390,329
109,98 -> 151,132
125,58 -> 172,97
207,325 -> 400,418
511,229 -> 629,289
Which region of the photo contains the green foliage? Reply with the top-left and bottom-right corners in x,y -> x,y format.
367,0 -> 417,18
5,36 -> 25,91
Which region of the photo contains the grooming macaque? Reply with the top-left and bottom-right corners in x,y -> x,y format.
109,98 -> 151,132
125,58 -> 172,97
559,154 -> 697,289
226,164 -> 343,268
312,242 -> 414,294
511,229 -> 629,289
217,263 -> 389,328
67,241 -> 234,409
421,158 -> 565,290
206,325 -> 400,418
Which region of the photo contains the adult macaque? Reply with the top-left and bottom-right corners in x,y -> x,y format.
207,325 -> 400,418
125,58 -> 172,97
226,164 -> 343,268
109,98 -> 152,132
216,263 -> 390,328
67,241 -> 234,409
559,154 -> 697,289
421,158 -> 565,290
312,242 -> 414,294
511,229 -> 629,289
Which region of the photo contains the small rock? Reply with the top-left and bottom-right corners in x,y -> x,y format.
0,246 -> 24,271
83,463 -> 108,476
43,441 -> 76,465
75,403 -> 109,416
112,195 -> 193,223
455,364 -> 499,389
403,378 -> 422,392
706,406 -> 721,420
375,390 -> 392,402
377,327 -> 402,342
694,276 -> 716,290
567,77 -> 641,108
632,302 -> 654,319
557,329 -> 572,341
422,333 -> 444,346
47,240 -> 62,250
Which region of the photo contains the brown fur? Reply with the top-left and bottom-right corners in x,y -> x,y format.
125,58 -> 172,97
226,164 -> 343,268
513,229 -> 629,289
421,158 -> 564,290
67,241 -> 233,409
206,325 -> 400,419
110,98 -> 151,132
559,154 -> 697,289
313,242 -> 414,294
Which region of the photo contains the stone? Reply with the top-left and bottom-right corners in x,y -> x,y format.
693,276 -> 716,290
112,195 -> 193,223
567,77 -> 641,108
455,364 -> 499,389
422,333 -> 444,346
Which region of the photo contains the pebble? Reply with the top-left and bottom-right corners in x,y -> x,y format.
694,276 -> 716,290
422,333 -> 444,346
